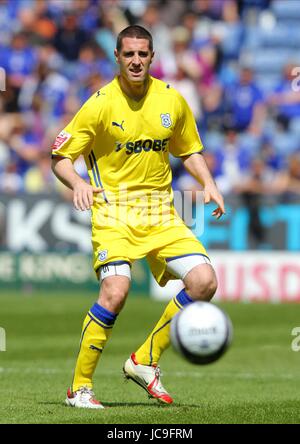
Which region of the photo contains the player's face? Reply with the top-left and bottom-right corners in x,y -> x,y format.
115,37 -> 154,84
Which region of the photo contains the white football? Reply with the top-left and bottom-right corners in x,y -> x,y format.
170,301 -> 233,364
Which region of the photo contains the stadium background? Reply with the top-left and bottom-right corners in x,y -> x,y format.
1,0 -> 300,425
0,0 -> 299,301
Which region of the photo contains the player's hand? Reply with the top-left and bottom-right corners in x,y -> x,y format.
73,181 -> 104,211
203,186 -> 225,219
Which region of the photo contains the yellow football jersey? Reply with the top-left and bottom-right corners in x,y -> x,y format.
52,75 -> 203,206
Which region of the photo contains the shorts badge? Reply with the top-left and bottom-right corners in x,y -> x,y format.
98,249 -> 108,262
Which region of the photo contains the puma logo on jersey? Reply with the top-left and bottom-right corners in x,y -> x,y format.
112,120 -> 125,131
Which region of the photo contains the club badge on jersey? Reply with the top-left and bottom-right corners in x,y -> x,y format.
160,113 -> 172,128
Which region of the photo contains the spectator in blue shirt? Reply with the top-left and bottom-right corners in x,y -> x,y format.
267,63 -> 300,130
53,12 -> 90,62
0,32 -> 36,88
223,66 -> 265,134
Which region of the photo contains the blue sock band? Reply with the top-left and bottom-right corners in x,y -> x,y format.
175,289 -> 194,307
89,303 -> 117,327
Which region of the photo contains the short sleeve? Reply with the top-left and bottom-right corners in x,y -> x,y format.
169,93 -> 204,157
51,94 -> 102,162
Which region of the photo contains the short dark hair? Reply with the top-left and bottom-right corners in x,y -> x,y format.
116,25 -> 153,52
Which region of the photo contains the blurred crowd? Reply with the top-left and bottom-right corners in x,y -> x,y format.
0,0 -> 300,201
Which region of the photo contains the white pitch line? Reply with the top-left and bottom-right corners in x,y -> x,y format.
172,371 -> 297,380
0,367 -> 63,375
0,367 -> 298,381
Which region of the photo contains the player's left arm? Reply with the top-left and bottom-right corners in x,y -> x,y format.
181,153 -> 226,219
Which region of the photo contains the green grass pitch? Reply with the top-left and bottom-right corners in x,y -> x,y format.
0,292 -> 300,424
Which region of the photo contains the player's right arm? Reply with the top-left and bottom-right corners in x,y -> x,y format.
51,93 -> 104,211
51,157 -> 103,211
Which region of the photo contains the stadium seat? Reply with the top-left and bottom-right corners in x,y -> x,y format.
259,26 -> 300,49
220,25 -> 244,60
272,0 -> 300,20
292,28 -> 300,48
259,25 -> 292,48
255,73 -> 280,94
237,133 -> 261,154
290,117 -> 300,136
169,154 -> 182,169
202,131 -> 224,153
273,132 -> 299,155
243,48 -> 295,74
262,118 -> 278,137
243,26 -> 262,50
